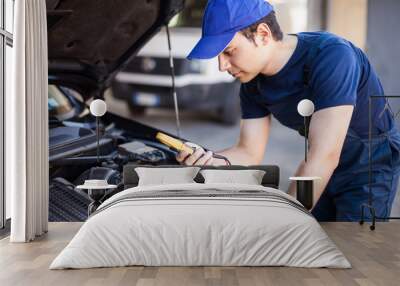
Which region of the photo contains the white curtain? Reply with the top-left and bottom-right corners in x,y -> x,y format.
7,0 -> 49,242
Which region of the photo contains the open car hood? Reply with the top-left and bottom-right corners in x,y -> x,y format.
47,0 -> 184,100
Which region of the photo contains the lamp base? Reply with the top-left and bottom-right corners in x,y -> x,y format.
87,188 -> 107,216
296,180 -> 313,210
289,177 -> 321,210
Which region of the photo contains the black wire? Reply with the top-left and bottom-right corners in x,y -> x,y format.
96,117 -> 100,165
304,116 -> 308,162
369,97 -> 372,206
212,153 -> 232,166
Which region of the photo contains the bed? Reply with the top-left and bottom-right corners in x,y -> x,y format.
50,164 -> 350,269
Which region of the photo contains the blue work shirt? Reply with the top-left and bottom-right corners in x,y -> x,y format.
239,31 -> 392,137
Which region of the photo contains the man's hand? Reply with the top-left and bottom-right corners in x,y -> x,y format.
176,143 -> 215,166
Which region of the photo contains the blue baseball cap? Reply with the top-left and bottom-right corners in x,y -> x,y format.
187,0 -> 274,60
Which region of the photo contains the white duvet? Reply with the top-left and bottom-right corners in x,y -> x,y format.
50,183 -> 351,269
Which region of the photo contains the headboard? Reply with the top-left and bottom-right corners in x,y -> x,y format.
123,164 -> 280,189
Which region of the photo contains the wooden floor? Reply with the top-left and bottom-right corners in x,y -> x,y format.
0,222 -> 399,286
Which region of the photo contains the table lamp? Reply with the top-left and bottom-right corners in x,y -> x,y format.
290,99 -> 321,210
297,99 -> 314,162
90,99 -> 107,165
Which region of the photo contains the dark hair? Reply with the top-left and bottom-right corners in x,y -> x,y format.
240,11 -> 283,44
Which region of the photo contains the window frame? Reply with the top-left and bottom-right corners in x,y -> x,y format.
1,0 -> 14,230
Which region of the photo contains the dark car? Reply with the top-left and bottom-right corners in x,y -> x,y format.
46,0 -> 186,221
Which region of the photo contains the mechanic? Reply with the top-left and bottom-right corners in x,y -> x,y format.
175,0 -> 400,221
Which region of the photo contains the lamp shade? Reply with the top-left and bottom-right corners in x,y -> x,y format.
297,99 -> 315,117
90,99 -> 107,117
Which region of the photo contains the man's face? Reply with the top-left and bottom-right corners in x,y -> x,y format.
218,32 -> 271,83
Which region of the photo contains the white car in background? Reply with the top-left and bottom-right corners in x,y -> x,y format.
112,0 -> 241,125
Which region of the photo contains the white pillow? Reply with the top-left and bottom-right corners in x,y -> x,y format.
200,169 -> 266,185
135,167 -> 200,186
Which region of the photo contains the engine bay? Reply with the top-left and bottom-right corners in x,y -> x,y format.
48,86 -> 179,221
